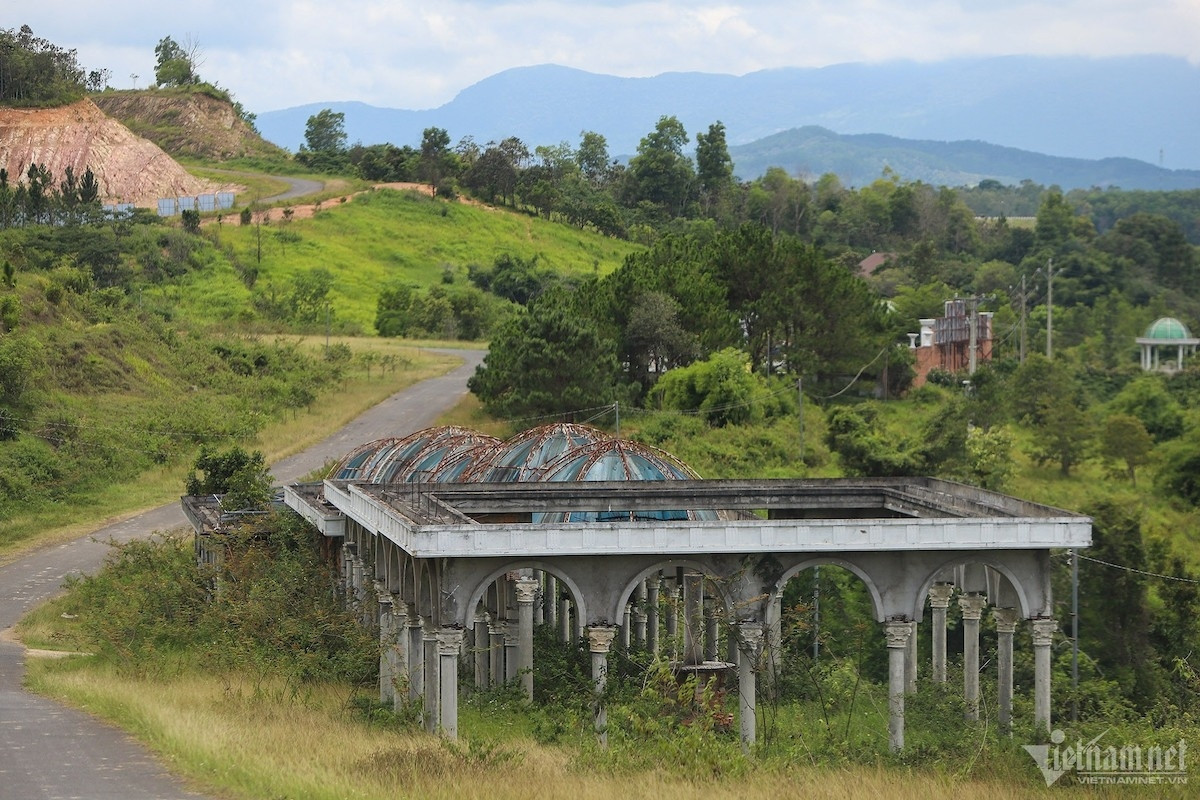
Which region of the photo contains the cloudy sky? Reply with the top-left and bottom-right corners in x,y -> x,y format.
9,1 -> 1199,113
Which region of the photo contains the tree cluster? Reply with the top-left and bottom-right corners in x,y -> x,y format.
0,25 -> 86,106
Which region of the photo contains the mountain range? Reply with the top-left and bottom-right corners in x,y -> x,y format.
256,56 -> 1200,191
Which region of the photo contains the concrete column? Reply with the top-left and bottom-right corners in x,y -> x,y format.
437,628 -> 465,739
391,600 -> 409,711
588,626 -> 618,747
377,591 -> 395,704
1032,617 -> 1057,735
533,572 -> 545,625
503,622 -> 519,684
646,578 -> 660,655
768,592 -> 783,691
664,580 -> 679,658
704,595 -> 720,662
544,575 -> 558,630
407,607 -> 423,703
886,619 -> 912,751
905,620 -> 919,694
928,583 -> 954,683
473,612 -> 490,690
994,608 -> 1019,735
620,604 -> 632,650
633,581 -> 648,646
959,593 -> 988,721
423,625 -> 439,733
736,622 -> 765,751
683,572 -> 704,665
559,596 -> 572,642
488,619 -> 505,687
515,577 -> 538,701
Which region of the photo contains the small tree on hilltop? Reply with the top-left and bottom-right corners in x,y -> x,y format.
186,445 -> 273,511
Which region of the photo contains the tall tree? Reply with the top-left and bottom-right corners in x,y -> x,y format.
153,35 -> 202,87
419,127 -> 454,193
625,115 -> 695,219
695,121 -> 733,215
303,109 -> 347,154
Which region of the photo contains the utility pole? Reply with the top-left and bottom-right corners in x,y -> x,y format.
1045,257 -> 1056,360
1019,273 -> 1028,363
797,377 -> 804,464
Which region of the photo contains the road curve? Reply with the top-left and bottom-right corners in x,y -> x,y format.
0,348 -> 484,800
261,175 -> 324,204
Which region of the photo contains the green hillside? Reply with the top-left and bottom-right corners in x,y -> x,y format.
159,188 -> 639,333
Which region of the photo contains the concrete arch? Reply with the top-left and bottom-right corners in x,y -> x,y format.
911,555 -> 1034,620
773,557 -> 887,623
611,558 -> 733,626
460,561 -> 589,631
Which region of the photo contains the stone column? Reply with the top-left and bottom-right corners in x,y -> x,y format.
391,599 -> 410,711
437,628 -> 465,739
768,592 -> 783,692
1032,617 -> 1057,735
544,575 -> 558,630
736,622 -> 765,751
503,622 -> 519,684
886,619 -> 912,751
377,590 -> 395,704
928,583 -> 954,683
905,620 -> 919,694
633,581 -> 648,647
588,626 -> 617,747
559,596 -> 572,642
683,572 -> 704,665
959,593 -> 988,721
473,612 -> 490,690
488,620 -> 506,686
705,595 -> 720,662
646,578 -> 660,655
664,580 -> 679,658
407,606 -> 423,703
994,608 -> 1019,735
423,625 -> 439,734
533,572 -> 544,625
515,577 -> 538,701
620,604 -> 632,650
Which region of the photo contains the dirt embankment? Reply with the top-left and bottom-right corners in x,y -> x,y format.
0,98 -> 238,206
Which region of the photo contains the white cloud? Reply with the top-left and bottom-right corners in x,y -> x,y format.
5,1 -> 1197,112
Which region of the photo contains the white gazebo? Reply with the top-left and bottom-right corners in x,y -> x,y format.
1137,317 -> 1199,372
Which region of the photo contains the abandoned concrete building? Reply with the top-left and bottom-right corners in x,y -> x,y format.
184,423 -> 1091,751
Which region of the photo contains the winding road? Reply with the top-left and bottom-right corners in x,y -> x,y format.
0,349 -> 484,799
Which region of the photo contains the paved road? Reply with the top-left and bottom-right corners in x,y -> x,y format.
0,348 -> 484,799
261,175 -> 324,204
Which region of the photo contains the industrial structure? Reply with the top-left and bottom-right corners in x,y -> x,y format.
185,424 -> 1091,751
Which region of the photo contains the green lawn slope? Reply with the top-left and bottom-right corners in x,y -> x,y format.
160,188 -> 640,334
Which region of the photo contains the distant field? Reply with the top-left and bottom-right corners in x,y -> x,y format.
156,187 -> 640,334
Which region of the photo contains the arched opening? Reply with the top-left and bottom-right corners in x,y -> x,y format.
764,560 -> 890,749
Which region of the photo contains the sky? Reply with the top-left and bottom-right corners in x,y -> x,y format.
8,1 -> 1200,114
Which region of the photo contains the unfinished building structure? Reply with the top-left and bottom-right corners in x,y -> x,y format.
255,425 -> 1092,750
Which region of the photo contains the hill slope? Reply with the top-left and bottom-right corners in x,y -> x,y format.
0,98 -> 235,205
92,89 -> 288,162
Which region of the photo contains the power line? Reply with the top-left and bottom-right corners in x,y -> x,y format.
1075,552 -> 1200,585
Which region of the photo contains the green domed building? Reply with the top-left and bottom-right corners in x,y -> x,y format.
1137,317 -> 1198,372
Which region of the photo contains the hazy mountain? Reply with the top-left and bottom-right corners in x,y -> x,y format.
256,55 -> 1200,188
729,127 -> 1200,191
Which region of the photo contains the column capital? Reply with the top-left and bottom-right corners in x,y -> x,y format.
437,627 -> 465,655
488,619 -> 504,637
958,593 -> 988,620
587,625 -> 618,654
392,597 -> 408,620
736,621 -> 765,656
514,577 -> 540,604
502,621 -> 517,644
885,619 -> 912,649
1031,617 -> 1057,646
927,583 -> 955,609
473,610 -> 490,625
993,607 -> 1019,634
375,583 -> 393,606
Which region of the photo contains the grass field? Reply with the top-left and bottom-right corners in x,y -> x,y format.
157,187 -> 640,334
